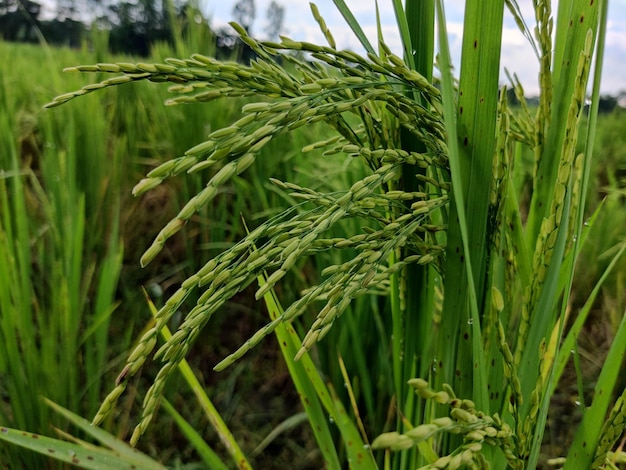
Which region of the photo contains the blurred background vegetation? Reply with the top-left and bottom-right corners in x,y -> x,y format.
0,0 -> 285,59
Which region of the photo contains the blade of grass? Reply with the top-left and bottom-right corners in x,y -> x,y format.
554,238 -> 626,387
0,425 -> 163,470
524,183 -> 572,467
240,214 -> 375,468
144,289 -> 251,470
390,0 -> 415,71
338,354 -> 369,446
160,399 -> 229,470
389,4 -> 436,468
256,271 -> 365,469
44,398 -> 167,469
435,0 -> 500,412
564,307 -> 626,469
251,412 -> 308,457
331,0 -> 375,55
572,343 -> 586,413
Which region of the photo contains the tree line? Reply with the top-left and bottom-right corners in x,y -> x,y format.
0,0 -> 284,57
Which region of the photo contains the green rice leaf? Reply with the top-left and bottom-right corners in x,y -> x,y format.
563,308 -> 626,469
391,0 -> 415,70
256,267 -> 376,469
0,425 -> 163,470
331,0 -> 375,54
554,238 -> 626,388
0,399 -> 168,469
161,399 -> 229,470
146,291 -> 251,470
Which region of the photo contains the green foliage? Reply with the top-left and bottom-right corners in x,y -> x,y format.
2,0 -> 626,468
0,41 -> 128,467
0,399 -> 166,469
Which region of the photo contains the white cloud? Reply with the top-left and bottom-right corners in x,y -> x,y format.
207,0 -> 625,94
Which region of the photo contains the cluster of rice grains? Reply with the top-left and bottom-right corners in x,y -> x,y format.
372,379 -> 518,470
47,17 -> 451,445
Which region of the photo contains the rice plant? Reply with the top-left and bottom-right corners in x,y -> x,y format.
4,0 -> 625,468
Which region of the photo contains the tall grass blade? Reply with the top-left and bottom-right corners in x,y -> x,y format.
554,239 -> 626,388
255,268 -> 371,468
146,290 -> 250,469
0,425 -> 163,470
390,0 -> 414,70
522,184 -> 572,468
43,399 -> 163,468
331,0 -> 375,54
564,309 -> 626,469
0,398 -> 170,469
435,0 -> 504,411
160,399 -> 229,470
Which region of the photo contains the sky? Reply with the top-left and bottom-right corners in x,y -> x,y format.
204,0 -> 626,96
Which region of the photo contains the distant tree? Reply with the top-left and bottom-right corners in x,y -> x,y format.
0,0 -> 41,42
104,0 -> 178,56
55,0 -> 76,21
597,94 -> 618,114
264,0 -> 284,39
232,0 -> 254,34
40,17 -> 84,47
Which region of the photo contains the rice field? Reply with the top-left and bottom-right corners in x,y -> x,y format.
1,1 -> 625,467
